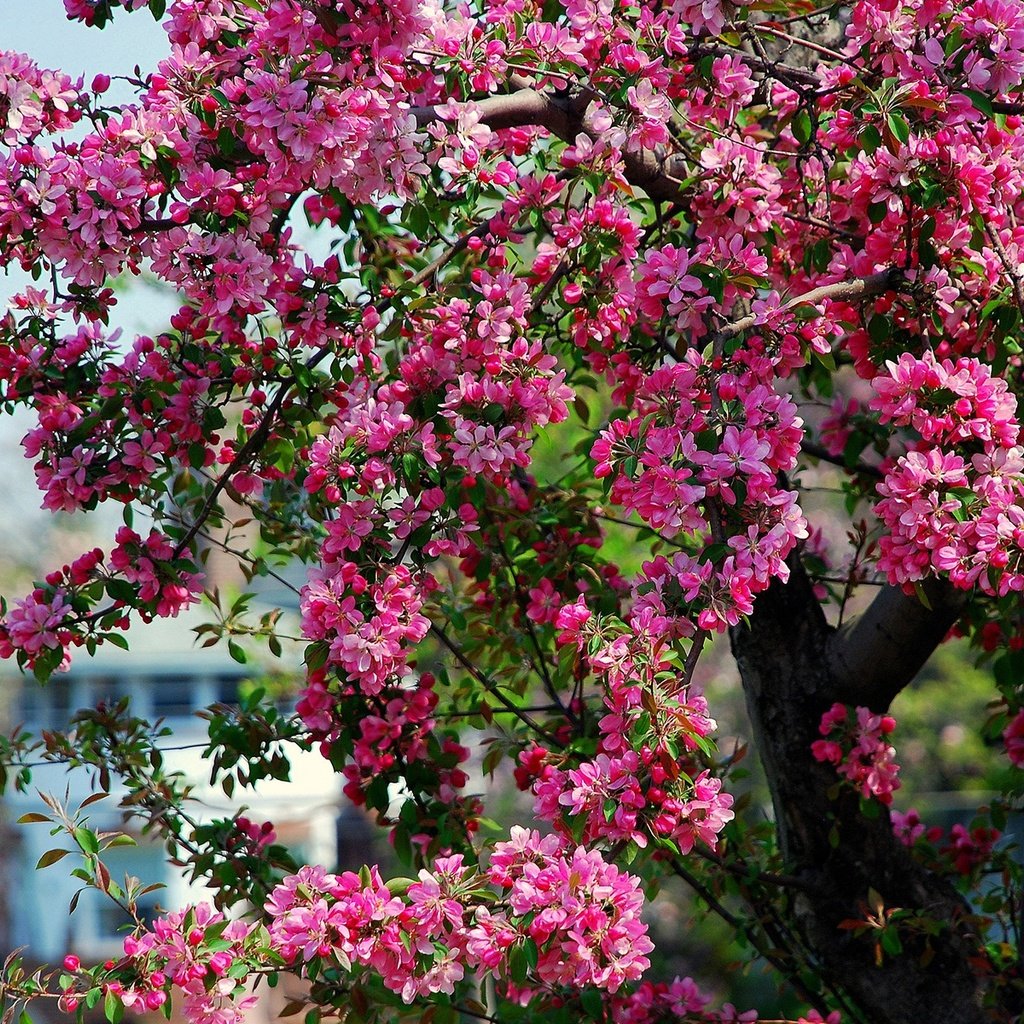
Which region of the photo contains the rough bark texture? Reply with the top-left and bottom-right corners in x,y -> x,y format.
828,577 -> 969,710
730,558 -> 991,1024
413,83 -> 695,203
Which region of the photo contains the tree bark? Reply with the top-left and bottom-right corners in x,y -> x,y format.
730,556 -> 992,1024
828,578 -> 968,711
410,82 -> 691,203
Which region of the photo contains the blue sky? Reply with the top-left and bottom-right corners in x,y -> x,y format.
4,1 -> 168,90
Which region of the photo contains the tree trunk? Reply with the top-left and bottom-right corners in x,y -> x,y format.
730,559 -> 993,1024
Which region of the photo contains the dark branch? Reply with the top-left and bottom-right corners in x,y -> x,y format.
410,84 -> 690,203
800,439 -> 883,480
731,555 -> 989,1024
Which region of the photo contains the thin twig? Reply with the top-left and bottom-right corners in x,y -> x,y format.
750,23 -> 857,66
429,623 -> 563,747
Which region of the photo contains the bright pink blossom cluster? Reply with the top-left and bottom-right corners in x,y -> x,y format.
0,586 -> 73,670
525,605 -> 733,853
104,903 -> 256,1024
109,528 -> 205,620
0,51 -> 80,143
1004,708 -> 1024,766
295,261 -> 572,741
96,830 -> 653,1019
873,351 -> 1024,594
297,663 -> 477,832
0,529 -> 201,672
812,703 -> 901,805
593,353 -> 807,634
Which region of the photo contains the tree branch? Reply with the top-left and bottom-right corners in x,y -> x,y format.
800,440 -> 883,480
410,85 -> 691,203
713,267 -> 903,343
826,577 -> 968,711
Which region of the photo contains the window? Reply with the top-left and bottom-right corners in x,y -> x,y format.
151,676 -> 197,719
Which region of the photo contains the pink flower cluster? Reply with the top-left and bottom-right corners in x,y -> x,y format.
295,263 -> 572,741
941,822 -> 1001,876
99,830 -> 652,1018
109,528 -> 205,621
483,828 -> 654,992
265,861 -> 469,1004
873,352 -> 1024,594
300,562 -> 431,701
891,808 -> 1002,876
634,237 -> 768,346
891,807 -> 928,846
611,974 -> 825,1024
593,354 -> 806,634
0,586 -> 72,671
0,51 -> 80,143
1004,708 -> 1024,766
106,903 -> 257,1024
230,817 -> 276,854
812,703 -> 901,805
531,606 -> 733,854
0,528 -> 202,671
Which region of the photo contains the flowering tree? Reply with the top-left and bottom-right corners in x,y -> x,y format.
3,0 -> 1024,1021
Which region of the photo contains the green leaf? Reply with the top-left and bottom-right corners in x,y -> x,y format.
104,989 -> 124,1024
815,349 -> 836,372
481,402 -> 504,424
74,827 -> 100,855
792,109 -> 814,144
105,579 -> 137,603
868,314 -> 891,344
860,124 -> 881,154
886,112 -> 910,145
393,826 -> 413,866
580,989 -> 603,1019
509,943 -> 530,985
227,640 -> 247,664
963,89 -> 994,118
36,848 -> 71,869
